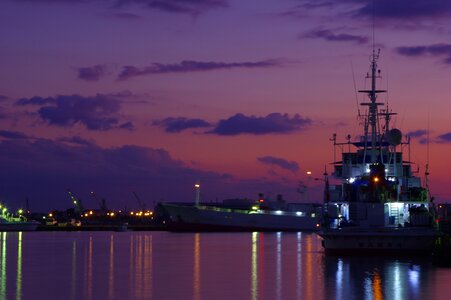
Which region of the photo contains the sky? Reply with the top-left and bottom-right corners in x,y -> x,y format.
1,0 -> 451,211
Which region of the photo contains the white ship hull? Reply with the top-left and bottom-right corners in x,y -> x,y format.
162,203 -> 320,231
319,227 -> 440,255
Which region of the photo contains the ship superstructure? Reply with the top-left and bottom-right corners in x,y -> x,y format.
319,50 -> 440,254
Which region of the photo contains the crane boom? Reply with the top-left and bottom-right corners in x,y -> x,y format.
132,191 -> 146,211
67,189 -> 84,213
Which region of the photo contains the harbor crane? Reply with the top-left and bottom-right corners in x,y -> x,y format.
132,191 -> 147,211
66,189 -> 84,214
90,191 -> 108,212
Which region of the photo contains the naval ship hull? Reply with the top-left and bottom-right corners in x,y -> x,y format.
161,203 -> 320,232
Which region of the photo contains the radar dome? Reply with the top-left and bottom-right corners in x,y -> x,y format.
387,128 -> 402,146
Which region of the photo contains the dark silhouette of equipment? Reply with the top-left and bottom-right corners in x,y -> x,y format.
132,191 -> 147,211
90,191 -> 108,212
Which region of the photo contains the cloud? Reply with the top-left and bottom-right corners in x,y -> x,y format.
16,94 -> 134,131
355,0 -> 451,19
0,95 -> 9,101
0,130 -> 30,140
15,96 -> 56,106
257,156 -> 299,172
297,0 -> 451,20
436,132 -> 451,143
117,59 -> 282,80
56,136 -> 97,147
303,29 -> 368,44
136,0 -> 228,14
0,137 -> 301,210
153,117 -> 211,133
77,64 -> 108,81
407,129 -> 428,138
15,0 -> 228,15
396,43 -> 451,64
210,113 -> 311,136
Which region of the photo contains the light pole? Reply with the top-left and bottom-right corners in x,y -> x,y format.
194,182 -> 201,207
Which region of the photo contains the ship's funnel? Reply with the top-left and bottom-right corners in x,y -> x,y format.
387,128 -> 402,146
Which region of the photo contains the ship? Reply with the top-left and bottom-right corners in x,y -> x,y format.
0,205 -> 39,231
159,189 -> 321,231
317,49 -> 441,255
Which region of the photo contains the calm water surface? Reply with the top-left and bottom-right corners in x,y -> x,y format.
0,231 -> 450,300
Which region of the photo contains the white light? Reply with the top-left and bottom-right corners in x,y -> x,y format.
275,210 -> 283,215
296,211 -> 305,216
349,177 -> 356,183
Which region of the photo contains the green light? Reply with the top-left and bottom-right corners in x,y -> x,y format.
18,209 -> 23,215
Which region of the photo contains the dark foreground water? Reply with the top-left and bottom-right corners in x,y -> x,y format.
0,231 -> 450,300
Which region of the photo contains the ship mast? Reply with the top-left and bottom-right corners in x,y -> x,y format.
359,49 -> 385,164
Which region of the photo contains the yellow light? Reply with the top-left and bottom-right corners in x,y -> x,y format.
89,211 -> 93,215
195,184 -> 200,188
110,212 -> 115,217
373,177 -> 380,183
84,213 -> 88,217
307,171 -> 312,175
130,212 -> 134,215
49,213 -> 53,217
18,209 -> 23,214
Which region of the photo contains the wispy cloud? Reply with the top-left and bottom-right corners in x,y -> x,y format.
76,64 -> 108,81
257,156 -> 299,172
355,0 -> 451,19
209,113 -> 311,136
0,130 -> 30,140
436,132 -> 451,143
15,94 -> 134,131
15,0 -> 229,15
153,117 -> 211,133
114,0 -> 228,15
297,0 -> 451,20
117,59 -> 283,80
407,129 -> 428,138
56,136 -> 96,147
396,43 -> 451,64
302,28 -> 368,44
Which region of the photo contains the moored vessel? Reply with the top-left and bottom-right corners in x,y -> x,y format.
0,205 -> 39,232
159,189 -> 321,231
317,49 -> 440,255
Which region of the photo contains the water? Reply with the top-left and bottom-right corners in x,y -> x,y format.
0,231 -> 450,300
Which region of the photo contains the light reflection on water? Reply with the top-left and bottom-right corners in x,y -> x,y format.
0,232 -> 449,299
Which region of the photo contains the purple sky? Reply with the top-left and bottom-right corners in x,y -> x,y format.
1,0 -> 451,211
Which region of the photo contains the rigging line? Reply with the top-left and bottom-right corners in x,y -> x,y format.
426,108 -> 430,167
350,60 -> 360,117
372,0 -> 376,52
